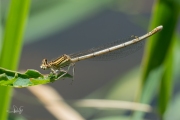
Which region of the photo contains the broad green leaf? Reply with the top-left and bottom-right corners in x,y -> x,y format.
0,67 -> 72,88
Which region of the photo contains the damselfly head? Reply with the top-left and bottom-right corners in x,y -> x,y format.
40,59 -> 49,70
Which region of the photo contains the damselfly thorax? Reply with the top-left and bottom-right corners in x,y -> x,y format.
40,26 -> 163,78
41,54 -> 72,72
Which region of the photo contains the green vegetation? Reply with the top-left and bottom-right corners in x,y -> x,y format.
0,0 -> 30,119
0,0 -> 180,120
0,67 -> 72,87
132,0 -> 180,119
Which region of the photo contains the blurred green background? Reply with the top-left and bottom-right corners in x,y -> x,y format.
0,0 -> 180,120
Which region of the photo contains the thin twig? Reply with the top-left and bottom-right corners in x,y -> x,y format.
73,99 -> 152,112
27,85 -> 85,120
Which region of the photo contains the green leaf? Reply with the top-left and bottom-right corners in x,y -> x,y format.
0,67 -> 72,88
133,0 -> 180,119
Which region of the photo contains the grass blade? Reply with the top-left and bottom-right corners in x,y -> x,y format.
133,0 -> 180,119
0,0 -> 30,119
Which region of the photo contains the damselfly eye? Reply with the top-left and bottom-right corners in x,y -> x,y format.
42,59 -> 48,64
40,59 -> 49,70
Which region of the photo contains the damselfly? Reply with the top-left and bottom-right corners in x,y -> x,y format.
40,26 -> 163,78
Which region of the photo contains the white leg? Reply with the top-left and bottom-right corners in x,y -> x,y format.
51,68 -> 58,74
71,63 -> 75,84
58,64 -> 72,78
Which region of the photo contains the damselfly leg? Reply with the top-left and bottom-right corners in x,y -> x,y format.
57,63 -> 75,81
